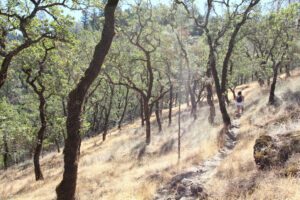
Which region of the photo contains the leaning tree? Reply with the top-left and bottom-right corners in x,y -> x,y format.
56,0 -> 119,199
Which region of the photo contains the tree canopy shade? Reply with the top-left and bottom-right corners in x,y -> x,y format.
0,0 -> 73,88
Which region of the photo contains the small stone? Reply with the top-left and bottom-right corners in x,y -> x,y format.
176,184 -> 186,195
291,137 -> 300,153
190,184 -> 204,196
181,178 -> 193,186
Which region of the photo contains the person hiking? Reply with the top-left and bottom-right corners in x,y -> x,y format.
235,91 -> 244,115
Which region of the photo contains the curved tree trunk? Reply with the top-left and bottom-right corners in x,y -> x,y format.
209,50 -> 231,126
33,93 -> 46,181
0,42 -> 33,88
269,63 -> 280,105
23,61 -> 48,181
56,1 -> 119,199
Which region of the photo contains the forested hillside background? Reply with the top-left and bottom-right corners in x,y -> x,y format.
0,0 -> 300,199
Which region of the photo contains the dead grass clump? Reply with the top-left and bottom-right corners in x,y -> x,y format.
224,173 -> 259,199
245,172 -> 300,200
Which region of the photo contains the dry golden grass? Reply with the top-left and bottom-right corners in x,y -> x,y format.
0,101 -> 219,200
1,70 -> 300,200
206,70 -> 300,200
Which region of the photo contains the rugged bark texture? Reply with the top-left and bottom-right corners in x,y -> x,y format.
56,1 -> 119,199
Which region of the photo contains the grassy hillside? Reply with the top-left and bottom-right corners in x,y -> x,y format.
207,72 -> 300,200
1,71 -> 300,200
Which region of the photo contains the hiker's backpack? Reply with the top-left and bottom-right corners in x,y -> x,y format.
237,95 -> 243,103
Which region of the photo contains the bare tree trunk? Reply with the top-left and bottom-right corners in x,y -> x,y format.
155,101 -> 162,132
269,63 -> 280,105
2,133 -> 9,170
103,85 -> 115,141
62,97 -> 67,116
143,99 -> 151,145
118,87 -> 129,129
23,61 -> 49,181
168,84 -> 173,126
140,96 -> 145,127
0,43 -> 33,88
54,138 -> 61,153
33,93 -> 46,181
189,83 -> 197,120
206,68 -> 216,125
92,102 -> 99,131
209,51 -> 231,126
178,97 -> 181,163
229,87 -> 236,99
102,108 -> 108,141
56,1 -> 119,199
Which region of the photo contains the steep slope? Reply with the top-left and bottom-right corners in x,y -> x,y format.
1,71 -> 300,200
0,100 -> 222,200
205,72 -> 300,200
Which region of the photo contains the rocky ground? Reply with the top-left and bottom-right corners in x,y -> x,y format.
154,120 -> 240,200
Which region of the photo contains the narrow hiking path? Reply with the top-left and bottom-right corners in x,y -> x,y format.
154,119 -> 241,200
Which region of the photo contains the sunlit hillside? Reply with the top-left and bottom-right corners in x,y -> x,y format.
0,98 -> 221,200
1,1 -> 300,199
1,70 -> 300,200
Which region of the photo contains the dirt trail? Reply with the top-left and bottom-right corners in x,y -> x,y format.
154,119 -> 240,200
